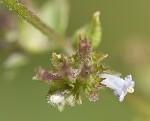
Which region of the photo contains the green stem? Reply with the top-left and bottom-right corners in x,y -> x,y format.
2,0 -> 74,55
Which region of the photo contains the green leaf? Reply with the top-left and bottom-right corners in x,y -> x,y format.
39,0 -> 69,35
18,22 -> 55,54
72,11 -> 102,49
91,51 -> 108,64
95,64 -> 105,72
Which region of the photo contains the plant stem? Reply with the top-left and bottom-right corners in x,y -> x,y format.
2,0 -> 74,55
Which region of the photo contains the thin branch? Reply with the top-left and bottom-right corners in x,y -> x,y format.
2,0 -> 74,55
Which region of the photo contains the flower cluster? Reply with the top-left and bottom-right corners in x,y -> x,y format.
33,36 -> 135,111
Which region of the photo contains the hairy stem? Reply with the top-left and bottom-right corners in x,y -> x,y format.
2,0 -> 74,55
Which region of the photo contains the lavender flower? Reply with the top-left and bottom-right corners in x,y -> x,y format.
100,74 -> 135,102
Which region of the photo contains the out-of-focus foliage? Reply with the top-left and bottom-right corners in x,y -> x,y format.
18,0 -> 69,54
39,0 -> 69,34
0,0 -> 70,79
1,0 -> 69,54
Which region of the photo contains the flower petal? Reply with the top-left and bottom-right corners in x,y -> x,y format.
100,74 -> 135,102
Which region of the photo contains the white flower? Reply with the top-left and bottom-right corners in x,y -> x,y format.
47,91 -> 66,111
100,74 -> 135,102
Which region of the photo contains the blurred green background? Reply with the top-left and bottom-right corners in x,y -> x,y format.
0,0 -> 150,121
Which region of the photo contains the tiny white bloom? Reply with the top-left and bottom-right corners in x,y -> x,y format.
47,91 -> 66,111
100,74 -> 135,102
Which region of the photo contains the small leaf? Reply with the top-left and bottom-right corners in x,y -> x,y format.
18,23 -> 54,54
72,11 -> 102,49
39,0 -> 69,34
91,51 -> 108,64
